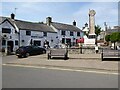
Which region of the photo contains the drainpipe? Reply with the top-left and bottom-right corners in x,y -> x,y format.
18,30 -> 20,47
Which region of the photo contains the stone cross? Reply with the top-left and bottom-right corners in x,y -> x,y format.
89,9 -> 96,34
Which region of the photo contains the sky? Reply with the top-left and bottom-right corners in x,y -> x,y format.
0,2 -> 118,30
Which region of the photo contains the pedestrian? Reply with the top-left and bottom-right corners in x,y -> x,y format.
95,45 -> 98,54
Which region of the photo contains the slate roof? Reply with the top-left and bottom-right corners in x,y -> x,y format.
0,16 -> 82,33
51,22 -> 82,32
0,17 -> 56,33
15,20 -> 56,33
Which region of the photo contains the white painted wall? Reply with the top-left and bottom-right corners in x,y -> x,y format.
57,29 -> 83,45
20,30 -> 58,48
0,20 -> 84,52
0,21 -> 19,51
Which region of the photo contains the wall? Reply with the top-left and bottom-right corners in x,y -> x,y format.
20,30 -> 57,48
0,20 -> 19,51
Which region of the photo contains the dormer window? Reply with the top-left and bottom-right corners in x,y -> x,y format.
2,28 -> 11,33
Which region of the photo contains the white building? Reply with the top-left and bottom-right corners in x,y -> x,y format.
47,17 -> 84,47
0,14 -> 83,52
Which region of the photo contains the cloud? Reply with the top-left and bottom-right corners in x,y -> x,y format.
1,2 -> 118,30
73,2 -> 118,29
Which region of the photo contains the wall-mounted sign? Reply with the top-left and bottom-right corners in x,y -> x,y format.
31,36 -> 43,38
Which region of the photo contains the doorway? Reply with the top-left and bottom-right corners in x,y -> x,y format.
7,41 -> 14,52
66,38 -> 71,47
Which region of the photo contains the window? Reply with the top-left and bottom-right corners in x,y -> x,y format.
2,28 -> 11,33
2,40 -> 6,45
26,31 -> 31,36
70,31 -> 73,36
15,40 -> 18,45
77,32 -> 80,36
34,41 -> 41,46
61,31 -> 66,35
43,32 -> 47,37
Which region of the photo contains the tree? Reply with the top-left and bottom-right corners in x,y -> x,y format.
95,25 -> 101,37
105,35 -> 110,42
95,25 -> 102,45
105,35 -> 110,45
118,32 -> 120,41
110,32 -> 120,49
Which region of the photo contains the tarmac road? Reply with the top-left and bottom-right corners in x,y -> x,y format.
2,65 -> 118,88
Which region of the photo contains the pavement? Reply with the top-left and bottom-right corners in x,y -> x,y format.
2,53 -> 119,73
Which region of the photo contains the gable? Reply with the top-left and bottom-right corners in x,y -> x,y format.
1,20 -> 15,29
0,20 -> 16,34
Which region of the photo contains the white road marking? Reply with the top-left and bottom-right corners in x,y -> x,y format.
2,64 -> 118,75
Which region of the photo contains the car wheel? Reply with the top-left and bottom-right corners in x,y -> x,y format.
18,56 -> 22,58
26,53 -> 30,57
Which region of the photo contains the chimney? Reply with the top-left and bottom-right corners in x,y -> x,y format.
73,20 -> 76,26
11,13 -> 15,19
46,17 -> 52,26
85,23 -> 88,27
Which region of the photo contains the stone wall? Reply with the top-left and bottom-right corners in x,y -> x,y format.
68,48 -> 102,54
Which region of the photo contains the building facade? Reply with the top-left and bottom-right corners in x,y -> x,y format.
0,14 -> 83,52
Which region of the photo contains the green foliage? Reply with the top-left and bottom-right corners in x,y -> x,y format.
110,32 -> 120,43
95,25 -> 101,36
118,32 -> 120,41
105,35 -> 110,42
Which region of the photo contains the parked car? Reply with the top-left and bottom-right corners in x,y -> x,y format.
16,46 -> 46,58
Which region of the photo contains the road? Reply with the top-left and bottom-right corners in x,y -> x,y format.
2,65 -> 118,88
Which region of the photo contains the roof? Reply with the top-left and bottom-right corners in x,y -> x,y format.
0,16 -> 82,33
82,27 -> 89,32
15,20 -> 56,33
0,17 -> 56,33
51,22 -> 82,32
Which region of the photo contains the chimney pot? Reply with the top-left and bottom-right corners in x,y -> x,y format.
73,20 -> 76,26
85,23 -> 88,27
11,13 -> 15,19
46,17 -> 52,26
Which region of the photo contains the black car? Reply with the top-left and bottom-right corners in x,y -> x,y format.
16,46 -> 46,58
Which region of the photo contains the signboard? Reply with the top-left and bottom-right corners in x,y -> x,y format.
31,36 -> 43,38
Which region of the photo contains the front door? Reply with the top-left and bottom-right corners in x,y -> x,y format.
7,41 -> 14,52
66,38 -> 71,47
